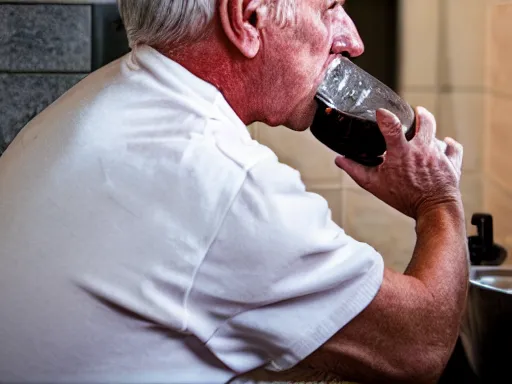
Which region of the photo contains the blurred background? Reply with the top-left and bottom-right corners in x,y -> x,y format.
1,0 -> 511,272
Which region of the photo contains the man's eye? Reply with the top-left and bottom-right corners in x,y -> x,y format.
328,1 -> 343,10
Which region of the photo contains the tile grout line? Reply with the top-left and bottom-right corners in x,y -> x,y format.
401,85 -> 512,100
435,0 -> 445,118
0,71 -> 89,75
0,2 -> 96,6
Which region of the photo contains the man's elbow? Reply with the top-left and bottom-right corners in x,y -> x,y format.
397,296 -> 464,383
395,344 -> 455,384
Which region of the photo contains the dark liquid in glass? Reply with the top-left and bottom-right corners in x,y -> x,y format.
310,99 -> 415,166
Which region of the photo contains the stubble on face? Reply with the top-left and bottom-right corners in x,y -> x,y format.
272,1 -> 337,130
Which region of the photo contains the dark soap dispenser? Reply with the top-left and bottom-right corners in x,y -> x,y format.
468,213 -> 507,266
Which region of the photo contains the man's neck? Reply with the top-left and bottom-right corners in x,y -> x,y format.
156,34 -> 261,126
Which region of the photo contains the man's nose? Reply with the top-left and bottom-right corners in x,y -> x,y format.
331,10 -> 365,58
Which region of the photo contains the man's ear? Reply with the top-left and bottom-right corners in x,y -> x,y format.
218,0 -> 269,58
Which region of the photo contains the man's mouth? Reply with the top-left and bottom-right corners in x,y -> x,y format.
314,54 -> 339,93
309,55 -> 338,112
323,54 -> 341,79
325,53 -> 338,70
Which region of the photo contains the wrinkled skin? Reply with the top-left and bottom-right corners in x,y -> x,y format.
253,0 -> 365,130
336,107 -> 463,220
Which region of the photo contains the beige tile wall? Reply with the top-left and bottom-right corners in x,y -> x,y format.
440,0 -> 488,90
248,0 -> 512,271
484,1 -> 512,265
398,0 -> 440,89
342,187 -> 417,272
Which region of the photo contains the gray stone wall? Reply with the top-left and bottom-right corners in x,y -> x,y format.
0,4 -> 92,154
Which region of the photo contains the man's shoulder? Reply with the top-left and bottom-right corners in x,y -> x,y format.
212,127 -> 278,172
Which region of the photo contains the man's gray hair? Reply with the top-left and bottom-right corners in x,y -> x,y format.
117,0 -> 296,48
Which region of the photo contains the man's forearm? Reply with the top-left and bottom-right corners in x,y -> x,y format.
405,201 -> 470,342
407,202 -> 469,300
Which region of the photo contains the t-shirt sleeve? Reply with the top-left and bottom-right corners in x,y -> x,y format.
188,155 -> 384,375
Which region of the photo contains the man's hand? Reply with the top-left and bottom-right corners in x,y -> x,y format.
335,107 -> 463,219
303,106 -> 469,383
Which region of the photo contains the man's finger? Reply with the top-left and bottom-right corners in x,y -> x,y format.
413,106 -> 437,145
335,156 -> 374,190
444,137 -> 463,170
376,108 -> 407,152
435,138 -> 448,154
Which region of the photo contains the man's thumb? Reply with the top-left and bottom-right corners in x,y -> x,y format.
335,156 -> 371,188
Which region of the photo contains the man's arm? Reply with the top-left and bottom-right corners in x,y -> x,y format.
302,107 -> 468,383
303,203 -> 468,383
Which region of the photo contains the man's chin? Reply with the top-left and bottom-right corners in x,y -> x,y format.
294,102 -> 318,131
285,112 -> 316,132
287,124 -> 310,132
269,100 -> 317,131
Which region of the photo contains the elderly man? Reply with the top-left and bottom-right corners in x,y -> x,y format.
0,0 -> 468,383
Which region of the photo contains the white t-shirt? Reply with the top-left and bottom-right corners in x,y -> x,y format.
0,45 -> 384,383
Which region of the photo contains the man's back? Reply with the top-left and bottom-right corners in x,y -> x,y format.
0,45 -> 248,382
0,46 -> 383,383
